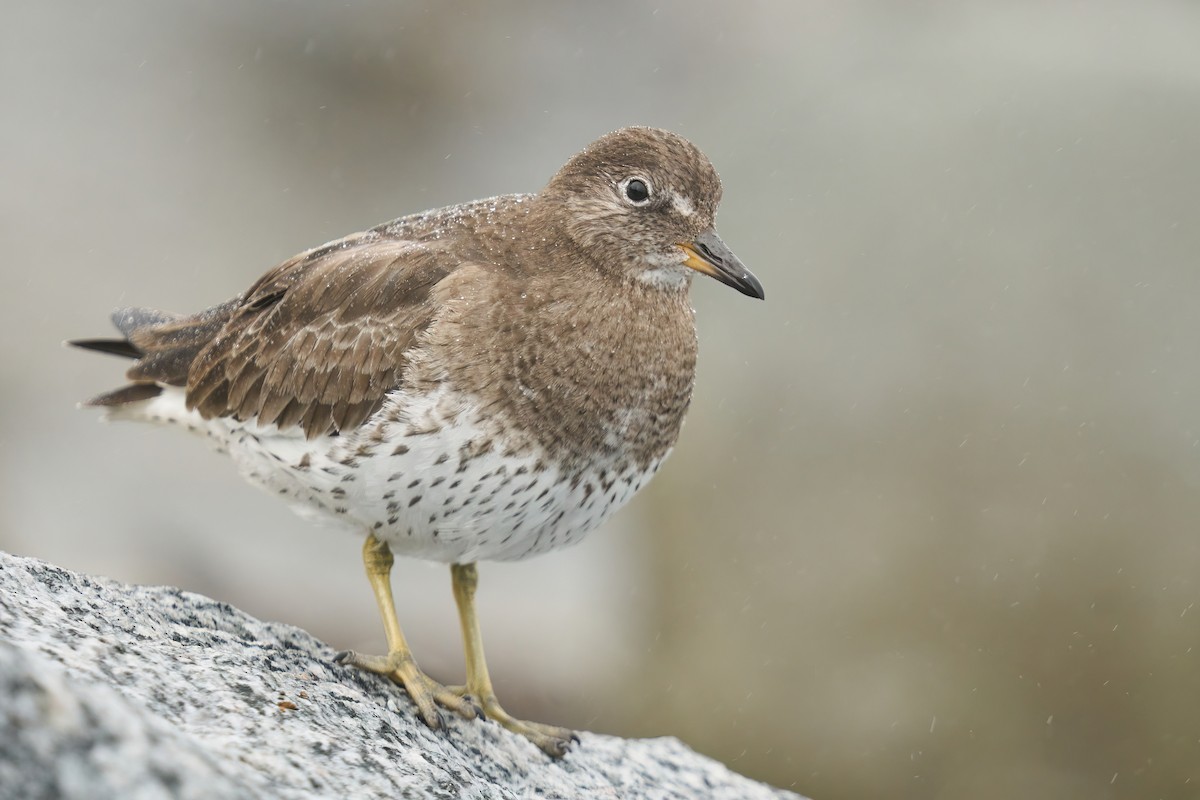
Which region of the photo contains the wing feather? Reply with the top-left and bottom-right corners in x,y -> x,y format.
185,233 -> 454,438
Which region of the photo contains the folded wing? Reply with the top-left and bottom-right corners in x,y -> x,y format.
73,232 -> 454,439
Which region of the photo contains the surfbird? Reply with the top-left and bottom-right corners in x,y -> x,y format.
71,126 -> 764,757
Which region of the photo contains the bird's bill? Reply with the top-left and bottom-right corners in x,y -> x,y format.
678,230 -> 764,300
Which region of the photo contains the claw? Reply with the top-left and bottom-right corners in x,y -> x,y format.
463,695 -> 485,719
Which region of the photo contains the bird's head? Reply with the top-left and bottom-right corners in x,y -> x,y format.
541,126 -> 764,300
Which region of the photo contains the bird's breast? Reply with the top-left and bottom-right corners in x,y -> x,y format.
499,300 -> 698,473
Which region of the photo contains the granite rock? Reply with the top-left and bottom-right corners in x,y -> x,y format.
0,551 -> 802,799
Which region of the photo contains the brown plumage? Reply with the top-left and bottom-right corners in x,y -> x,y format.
71,126 -> 764,757
186,235 -> 452,436
74,127 -> 762,455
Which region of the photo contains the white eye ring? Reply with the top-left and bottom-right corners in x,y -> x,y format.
619,177 -> 652,206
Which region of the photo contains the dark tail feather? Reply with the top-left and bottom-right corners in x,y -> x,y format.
72,306 -> 180,407
68,338 -> 142,359
73,304 -> 230,408
83,383 -> 163,407
69,307 -> 181,359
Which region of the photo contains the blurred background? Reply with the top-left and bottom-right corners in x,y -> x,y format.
3,2 -> 1199,798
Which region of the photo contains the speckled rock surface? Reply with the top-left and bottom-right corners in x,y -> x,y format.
0,552 -> 802,799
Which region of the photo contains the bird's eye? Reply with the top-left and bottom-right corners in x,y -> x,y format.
622,178 -> 651,205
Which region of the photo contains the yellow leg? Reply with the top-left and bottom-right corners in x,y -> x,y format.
450,562 -> 578,757
335,534 -> 478,728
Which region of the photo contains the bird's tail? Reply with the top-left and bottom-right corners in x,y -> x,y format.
69,303 -> 235,408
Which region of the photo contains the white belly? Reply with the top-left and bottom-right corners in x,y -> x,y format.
105,385 -> 663,563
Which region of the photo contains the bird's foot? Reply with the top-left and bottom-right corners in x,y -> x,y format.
335,649 -> 479,728
457,688 -> 579,758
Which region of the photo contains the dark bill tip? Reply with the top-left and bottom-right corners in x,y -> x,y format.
679,229 -> 764,300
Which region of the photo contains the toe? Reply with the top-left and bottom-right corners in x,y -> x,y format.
333,649 -> 399,674
538,733 -> 575,759
520,724 -> 576,758
405,669 -> 478,723
475,698 -> 578,758
335,650 -> 477,725
413,703 -> 443,730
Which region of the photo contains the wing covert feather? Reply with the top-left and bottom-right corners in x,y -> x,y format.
186,234 -> 454,438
